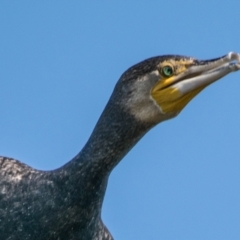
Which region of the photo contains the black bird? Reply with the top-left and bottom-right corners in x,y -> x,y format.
1,52 -> 240,240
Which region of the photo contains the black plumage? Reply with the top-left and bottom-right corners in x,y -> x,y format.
1,53 -> 239,239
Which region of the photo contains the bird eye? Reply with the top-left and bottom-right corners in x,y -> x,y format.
161,65 -> 174,77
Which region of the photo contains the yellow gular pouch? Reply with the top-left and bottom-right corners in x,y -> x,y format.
151,59 -> 205,114
151,85 -> 205,113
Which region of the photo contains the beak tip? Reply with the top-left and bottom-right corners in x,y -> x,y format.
227,52 -> 240,63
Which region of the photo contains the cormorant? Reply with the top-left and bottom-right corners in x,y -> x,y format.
1,52 -> 240,240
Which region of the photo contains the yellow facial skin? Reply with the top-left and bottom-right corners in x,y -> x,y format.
151,59 -> 205,113
150,52 -> 240,114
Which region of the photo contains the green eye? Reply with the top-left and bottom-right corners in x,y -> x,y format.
161,65 -> 174,77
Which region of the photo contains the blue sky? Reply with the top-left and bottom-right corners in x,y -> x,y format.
1,1 -> 240,239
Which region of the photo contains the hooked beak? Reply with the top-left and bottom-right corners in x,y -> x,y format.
172,52 -> 240,94
151,52 -> 240,113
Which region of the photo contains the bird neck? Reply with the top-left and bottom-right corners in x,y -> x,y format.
74,97 -> 153,177
59,96 -> 154,216
55,94 -> 156,225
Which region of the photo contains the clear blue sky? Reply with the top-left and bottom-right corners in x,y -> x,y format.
1,1 -> 240,239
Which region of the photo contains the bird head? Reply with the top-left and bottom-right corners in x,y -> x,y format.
116,52 -> 240,124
